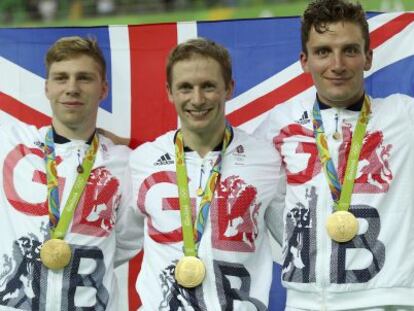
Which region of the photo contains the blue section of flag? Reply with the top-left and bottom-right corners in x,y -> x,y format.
366,55 -> 414,98
0,27 -> 112,112
198,17 -> 302,97
269,263 -> 286,311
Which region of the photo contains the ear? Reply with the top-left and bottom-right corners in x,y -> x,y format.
300,51 -> 309,73
364,49 -> 373,71
45,80 -> 51,100
99,80 -> 109,101
166,82 -> 173,103
225,79 -> 235,100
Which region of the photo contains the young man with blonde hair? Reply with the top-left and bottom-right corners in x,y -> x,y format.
0,36 -> 134,310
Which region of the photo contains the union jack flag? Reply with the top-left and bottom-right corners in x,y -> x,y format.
1,12 -> 413,310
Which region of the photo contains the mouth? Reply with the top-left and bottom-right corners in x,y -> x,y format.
326,77 -> 350,84
61,101 -> 83,108
185,108 -> 212,118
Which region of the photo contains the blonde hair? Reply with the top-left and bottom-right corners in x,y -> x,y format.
45,36 -> 106,79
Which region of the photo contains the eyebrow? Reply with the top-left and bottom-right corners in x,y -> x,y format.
49,71 -> 97,76
311,42 -> 361,50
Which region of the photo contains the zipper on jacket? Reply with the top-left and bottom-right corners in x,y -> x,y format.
45,269 -> 62,311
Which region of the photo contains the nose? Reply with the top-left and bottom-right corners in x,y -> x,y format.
65,77 -> 80,96
331,52 -> 346,73
191,88 -> 205,106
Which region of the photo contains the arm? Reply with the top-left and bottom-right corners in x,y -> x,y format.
265,162 -> 286,247
114,167 -> 145,267
97,128 -> 130,146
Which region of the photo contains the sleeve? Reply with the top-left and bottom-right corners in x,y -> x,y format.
114,165 -> 145,267
253,109 -> 276,142
0,112 -> 18,128
264,152 -> 286,247
405,95 -> 414,134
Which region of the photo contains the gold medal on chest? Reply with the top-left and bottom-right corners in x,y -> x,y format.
326,210 -> 359,243
175,256 -> 206,288
333,131 -> 342,140
196,187 -> 204,197
40,239 -> 72,270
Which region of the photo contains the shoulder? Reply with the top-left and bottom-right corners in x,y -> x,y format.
253,96 -> 314,141
370,93 -> 414,117
98,134 -> 131,163
130,131 -> 175,163
5,121 -> 42,143
231,127 -> 281,165
266,96 -> 313,118
371,93 -> 414,107
0,121 -> 40,157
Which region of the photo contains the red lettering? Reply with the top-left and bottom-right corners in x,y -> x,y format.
211,175 -> 259,252
274,124 -> 321,185
71,167 -> 120,237
137,171 -> 196,243
3,144 -> 65,216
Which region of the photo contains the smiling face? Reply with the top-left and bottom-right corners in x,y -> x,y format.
45,54 -> 108,139
300,21 -> 373,108
167,54 -> 233,140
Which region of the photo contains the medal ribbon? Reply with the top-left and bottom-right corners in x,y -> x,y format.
312,96 -> 371,211
44,128 -> 99,239
175,123 -> 232,257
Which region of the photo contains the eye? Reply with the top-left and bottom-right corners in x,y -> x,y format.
314,48 -> 330,57
344,46 -> 360,56
78,74 -> 94,81
202,83 -> 216,92
52,75 -> 67,83
177,83 -> 192,93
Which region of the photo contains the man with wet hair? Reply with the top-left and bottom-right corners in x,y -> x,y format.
256,0 -> 414,309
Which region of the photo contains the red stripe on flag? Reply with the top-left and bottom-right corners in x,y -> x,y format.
129,23 -> 178,149
0,92 -> 50,127
227,73 -> 313,126
127,23 -> 178,310
228,12 -> 414,126
128,251 -> 144,311
370,12 -> 414,49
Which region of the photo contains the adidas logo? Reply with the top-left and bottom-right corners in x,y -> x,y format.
295,111 -> 310,125
154,153 -> 174,166
34,140 -> 44,148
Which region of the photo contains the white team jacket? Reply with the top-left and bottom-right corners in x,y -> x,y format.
255,93 -> 414,310
124,127 -> 285,310
0,120 -> 131,311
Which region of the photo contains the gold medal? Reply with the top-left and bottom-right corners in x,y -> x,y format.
326,211 -> 359,243
196,187 -> 204,196
333,131 -> 341,140
40,239 -> 72,270
175,256 -> 206,288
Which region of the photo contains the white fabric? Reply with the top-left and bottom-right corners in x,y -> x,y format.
125,127 -> 285,310
286,307 -> 414,311
0,120 -> 132,311
255,93 -> 414,310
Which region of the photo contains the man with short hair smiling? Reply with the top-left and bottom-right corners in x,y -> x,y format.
123,37 -> 286,310
256,0 -> 414,309
0,36 -> 135,310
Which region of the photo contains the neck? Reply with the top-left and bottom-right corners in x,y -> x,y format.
52,121 -> 96,141
181,124 -> 226,158
317,92 -> 365,110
